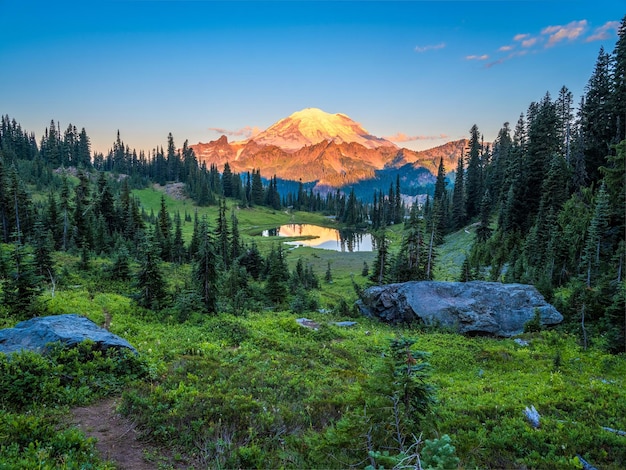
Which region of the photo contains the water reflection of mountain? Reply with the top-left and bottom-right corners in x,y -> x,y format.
261,224 -> 373,252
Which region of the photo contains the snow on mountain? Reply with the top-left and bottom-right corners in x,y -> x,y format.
247,108 -> 398,151
191,108 -> 463,190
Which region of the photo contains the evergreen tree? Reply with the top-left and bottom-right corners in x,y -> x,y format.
580,47 -> 614,183
230,209 -> 242,262
613,16 -> 626,143
135,236 -> 168,311
156,195 -> 172,261
476,190 -> 492,243
172,212 -> 185,264
251,169 -> 264,206
325,261 -> 333,283
215,198 -> 230,267
265,244 -> 288,304
109,246 -> 131,281
394,174 -> 403,225
393,202 -> 426,282
32,220 -> 55,280
451,156 -> 466,230
222,162 -> 233,197
194,218 -> 218,314
582,183 -> 611,287
4,240 -> 42,317
465,124 -> 483,219
370,229 -> 390,285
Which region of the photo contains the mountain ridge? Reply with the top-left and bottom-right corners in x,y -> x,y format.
192,109 -> 465,190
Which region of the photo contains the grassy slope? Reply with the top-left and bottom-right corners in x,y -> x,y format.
4,187 -> 625,469
128,189 -> 626,468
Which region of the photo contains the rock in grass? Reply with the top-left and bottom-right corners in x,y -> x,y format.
0,314 -> 137,355
356,281 -> 563,337
524,405 -> 541,429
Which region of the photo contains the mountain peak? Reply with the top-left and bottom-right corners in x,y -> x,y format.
249,108 -> 397,151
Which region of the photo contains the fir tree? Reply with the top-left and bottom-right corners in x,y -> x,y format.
451,156 -> 466,230
465,124 -> 483,219
194,218 -> 218,314
135,236 -> 168,311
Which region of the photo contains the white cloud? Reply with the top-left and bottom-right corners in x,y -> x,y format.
385,132 -> 448,142
586,20 -> 620,42
466,54 -> 489,61
541,20 -> 588,47
521,37 -> 539,48
498,45 -> 514,52
414,42 -> 446,53
208,126 -> 260,139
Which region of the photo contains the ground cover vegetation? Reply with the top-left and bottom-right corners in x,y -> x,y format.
0,18 -> 624,469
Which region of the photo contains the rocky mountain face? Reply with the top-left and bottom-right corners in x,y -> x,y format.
191,108 -> 466,190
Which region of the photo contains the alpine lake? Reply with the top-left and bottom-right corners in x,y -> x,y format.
261,224 -> 374,252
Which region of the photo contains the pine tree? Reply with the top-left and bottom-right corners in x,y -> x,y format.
251,169 -> 264,206
613,16 -> 626,143
32,220 -> 55,280
451,156 -> 466,230
135,236 -> 168,311
581,47 -> 614,183
230,209 -> 242,262
265,244 -> 288,304
172,212 -> 185,264
4,240 -> 42,317
393,202 -> 426,282
370,229 -> 390,285
433,157 -> 448,235
465,124 -> 483,219
325,261 -> 333,283
194,218 -> 218,314
215,198 -> 230,267
156,195 -> 172,261
476,190 -> 492,243
222,162 -> 233,197
582,183 -> 611,287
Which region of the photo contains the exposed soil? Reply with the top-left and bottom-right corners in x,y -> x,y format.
71,397 -> 165,469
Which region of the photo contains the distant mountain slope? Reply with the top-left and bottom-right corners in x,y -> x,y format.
191,109 -> 466,191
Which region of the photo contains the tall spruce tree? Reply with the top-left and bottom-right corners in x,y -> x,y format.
465,124 -> 483,220
194,218 -> 218,314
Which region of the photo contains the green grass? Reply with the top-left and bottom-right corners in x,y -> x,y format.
3,195 -> 626,469
36,287 -> 626,469
434,224 -> 477,281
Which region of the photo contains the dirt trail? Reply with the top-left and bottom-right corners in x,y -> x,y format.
71,397 -> 155,469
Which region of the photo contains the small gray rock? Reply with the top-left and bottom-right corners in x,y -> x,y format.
0,314 -> 137,355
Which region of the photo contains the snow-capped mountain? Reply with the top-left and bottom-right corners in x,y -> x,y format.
246,108 -> 398,151
191,108 -> 463,190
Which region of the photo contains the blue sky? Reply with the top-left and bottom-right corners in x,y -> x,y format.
1,1 -> 623,154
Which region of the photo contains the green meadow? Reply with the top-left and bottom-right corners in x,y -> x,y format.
2,189 -> 624,469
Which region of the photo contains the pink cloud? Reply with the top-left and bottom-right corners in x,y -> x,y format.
521,37 -> 539,48
542,20 -> 588,47
385,132 -> 448,142
513,33 -> 529,41
466,54 -> 489,61
208,126 -> 261,139
498,45 -> 514,52
586,20 -> 620,42
414,42 -> 446,53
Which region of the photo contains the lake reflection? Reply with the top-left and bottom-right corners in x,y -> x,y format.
262,224 -> 373,252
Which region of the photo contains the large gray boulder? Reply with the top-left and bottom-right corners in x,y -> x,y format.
0,314 -> 137,355
356,281 -> 563,337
